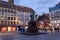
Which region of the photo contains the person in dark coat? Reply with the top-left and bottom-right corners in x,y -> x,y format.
50,27 -> 52,32
21,26 -> 25,32
18,26 -> 22,32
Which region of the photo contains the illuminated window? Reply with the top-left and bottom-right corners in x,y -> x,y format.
11,27 -> 16,31
57,20 -> 60,23
51,21 -> 54,23
2,27 -> 7,32
8,27 -> 11,32
55,20 -> 56,23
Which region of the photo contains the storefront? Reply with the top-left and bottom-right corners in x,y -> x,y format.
1,26 -> 16,32
1,27 -> 7,32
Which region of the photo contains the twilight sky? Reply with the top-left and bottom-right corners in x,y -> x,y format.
4,0 -> 60,15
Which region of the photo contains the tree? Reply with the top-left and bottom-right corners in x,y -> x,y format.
37,16 -> 44,21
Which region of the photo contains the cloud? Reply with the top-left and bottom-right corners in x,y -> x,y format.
3,0 -> 8,1
15,0 -> 60,15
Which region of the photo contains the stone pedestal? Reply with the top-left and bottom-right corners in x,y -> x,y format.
27,20 -> 38,33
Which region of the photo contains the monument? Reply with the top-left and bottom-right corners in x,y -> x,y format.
27,11 -> 38,33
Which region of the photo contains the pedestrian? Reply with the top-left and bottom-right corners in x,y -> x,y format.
57,27 -> 59,32
21,26 -> 25,32
50,27 -> 52,32
55,26 -> 57,32
17,26 -> 22,32
45,27 -> 47,32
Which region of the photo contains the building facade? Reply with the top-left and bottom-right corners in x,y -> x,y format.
0,0 -> 35,32
49,2 -> 60,28
37,13 -> 50,29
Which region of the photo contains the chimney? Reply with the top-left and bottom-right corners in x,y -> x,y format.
8,0 -> 14,4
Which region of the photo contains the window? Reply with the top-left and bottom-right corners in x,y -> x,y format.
11,22 -> 13,25
53,16 -> 60,19
8,5 -> 11,8
11,10 -> 13,13
0,7 -> 2,11
13,6 -> 15,9
55,20 -> 56,23
14,14 -> 16,16
1,21 -> 3,24
5,9 -> 7,12
11,17 -> 13,20
2,8 -> 4,15
5,17 -> 7,20
54,11 -> 60,15
17,22 -> 19,24
8,9 -> 10,13
8,17 -> 10,20
14,18 -> 16,20
14,22 -> 16,25
1,4 -> 2,6
56,11 -> 60,14
51,21 -> 54,23
2,4 -> 5,7
51,13 -> 54,15
52,17 -> 53,19
8,21 -> 10,25
14,11 -> 16,13
20,14 -> 24,21
57,20 -> 60,23
25,15 -> 29,21
20,17 -> 24,21
54,16 -> 56,18
5,21 -> 7,25
57,16 -> 59,18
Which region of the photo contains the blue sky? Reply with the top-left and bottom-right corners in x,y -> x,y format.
4,0 -> 60,15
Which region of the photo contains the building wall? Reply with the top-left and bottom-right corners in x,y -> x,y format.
0,7 -> 32,26
0,7 -> 19,26
17,11 -> 31,26
49,7 -> 60,27
0,0 -> 35,32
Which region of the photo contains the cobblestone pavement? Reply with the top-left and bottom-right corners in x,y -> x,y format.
0,32 -> 60,40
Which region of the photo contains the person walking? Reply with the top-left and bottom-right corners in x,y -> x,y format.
55,26 -> 59,32
18,26 -> 22,32
50,27 -> 52,32
21,26 -> 25,32
57,27 -> 59,32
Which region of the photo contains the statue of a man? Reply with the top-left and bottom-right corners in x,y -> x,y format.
30,12 -> 35,21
